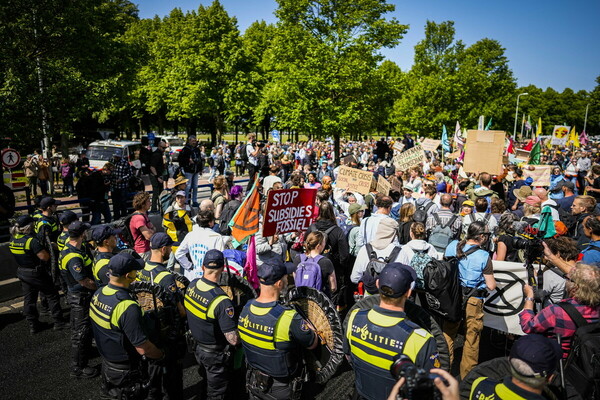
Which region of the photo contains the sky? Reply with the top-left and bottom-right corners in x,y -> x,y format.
136,0 -> 600,92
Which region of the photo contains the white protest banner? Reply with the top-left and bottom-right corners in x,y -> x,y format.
483,261 -> 527,335
421,138 -> 441,152
336,165 -> 374,195
393,142 -> 405,152
551,125 -> 570,146
523,165 -> 552,187
377,175 -> 391,195
393,145 -> 426,172
263,189 -> 317,236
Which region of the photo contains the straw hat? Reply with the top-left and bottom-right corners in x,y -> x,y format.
513,185 -> 533,202
173,175 -> 189,187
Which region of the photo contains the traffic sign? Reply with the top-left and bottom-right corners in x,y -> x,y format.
272,130 -> 280,142
1,148 -> 21,169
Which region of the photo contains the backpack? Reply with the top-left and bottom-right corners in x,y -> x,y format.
240,144 -> 250,163
335,209 -> 352,236
295,254 -> 323,290
398,221 -> 413,245
422,245 -> 481,322
428,214 -> 458,252
360,242 -> 401,295
557,302 -> 600,398
321,225 -> 338,258
413,201 -> 434,223
219,200 -> 241,236
207,156 -> 214,167
158,190 -> 173,214
112,212 -> 141,248
410,249 -> 434,290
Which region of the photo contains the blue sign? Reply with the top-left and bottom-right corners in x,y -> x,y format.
148,132 -> 155,141
272,130 -> 280,142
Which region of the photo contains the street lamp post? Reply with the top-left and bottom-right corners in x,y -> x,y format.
584,103 -> 590,133
513,93 -> 528,140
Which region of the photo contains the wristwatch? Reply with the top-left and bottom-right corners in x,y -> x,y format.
524,297 -> 535,302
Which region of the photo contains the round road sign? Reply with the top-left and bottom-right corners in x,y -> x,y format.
1,148 -> 21,169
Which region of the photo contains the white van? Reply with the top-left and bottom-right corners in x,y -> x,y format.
87,140 -> 141,170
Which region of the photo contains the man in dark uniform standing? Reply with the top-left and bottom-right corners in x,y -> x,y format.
60,220 -> 98,378
57,210 -> 78,252
90,253 -> 165,399
91,225 -> 120,287
239,261 -> 318,400
138,232 -> 185,399
185,249 -> 240,400
9,215 -> 65,334
345,262 -> 440,400
34,196 -> 61,244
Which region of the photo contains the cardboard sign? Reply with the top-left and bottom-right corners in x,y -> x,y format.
343,155 -> 358,166
377,175 -> 391,195
393,145 -> 426,172
393,142 -> 404,152
390,176 -> 403,193
336,165 -> 374,194
463,130 -> 505,176
514,149 -> 530,162
551,125 -> 570,146
263,189 -> 317,236
421,139 -> 441,152
483,261 -> 528,335
523,165 -> 552,187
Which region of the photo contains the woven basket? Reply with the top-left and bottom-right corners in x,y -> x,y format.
135,291 -> 164,312
291,298 -> 335,350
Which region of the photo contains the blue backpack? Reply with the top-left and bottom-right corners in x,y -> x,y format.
295,254 -> 323,290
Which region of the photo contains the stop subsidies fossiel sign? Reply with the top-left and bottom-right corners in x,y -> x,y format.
263,188 -> 317,237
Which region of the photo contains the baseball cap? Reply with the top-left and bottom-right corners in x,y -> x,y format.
68,221 -> 91,237
348,203 -> 367,215
150,232 -> 174,249
403,183 -> 414,192
113,149 -> 122,157
175,190 -> 186,197
525,195 -> 542,206
551,179 -> 575,193
108,253 -> 144,277
257,261 -> 289,285
91,225 -> 122,243
462,200 -> 475,207
509,334 -> 562,377
203,249 -> 225,269
58,210 -> 78,226
16,215 -> 34,227
40,197 -> 61,209
378,262 -> 417,298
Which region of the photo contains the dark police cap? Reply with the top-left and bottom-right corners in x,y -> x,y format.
108,253 -> 144,276
150,232 -> 174,249
58,210 -> 78,226
203,249 -> 225,269
378,262 -> 417,298
40,197 -> 61,209
509,334 -> 562,377
257,261 -> 290,285
91,225 -> 122,244
68,221 -> 91,238
16,215 -> 34,227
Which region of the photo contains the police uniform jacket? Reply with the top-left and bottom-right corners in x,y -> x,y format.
93,251 -> 113,287
57,231 -> 69,252
185,277 -> 236,349
60,243 -> 94,293
90,283 -> 149,363
344,306 -> 439,400
238,299 -> 316,378
35,215 -> 59,244
138,261 -> 180,306
9,234 -> 45,268
470,376 -> 548,400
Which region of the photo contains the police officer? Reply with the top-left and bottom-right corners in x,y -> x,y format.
9,215 -> 65,334
185,249 -> 239,400
469,334 -> 562,400
138,232 -> 185,400
345,262 -> 440,400
90,253 -> 165,399
239,261 -> 318,400
34,196 -> 60,244
91,225 -> 120,287
60,220 -> 98,378
57,210 -> 78,251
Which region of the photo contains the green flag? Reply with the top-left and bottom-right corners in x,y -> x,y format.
485,118 -> 492,131
529,140 -> 541,165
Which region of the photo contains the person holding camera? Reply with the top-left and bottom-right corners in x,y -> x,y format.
246,133 -> 260,191
443,221 -> 497,379
345,262 -> 440,400
179,136 -> 203,207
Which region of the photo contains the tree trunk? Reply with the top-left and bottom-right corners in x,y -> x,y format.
235,124 -> 239,144
173,121 -> 179,136
334,133 -> 341,166
188,119 -> 197,137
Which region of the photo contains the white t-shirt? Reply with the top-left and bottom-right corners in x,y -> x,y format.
351,242 -> 402,284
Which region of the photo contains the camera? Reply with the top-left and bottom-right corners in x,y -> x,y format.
510,226 -> 544,265
256,141 -> 265,148
390,355 -> 442,400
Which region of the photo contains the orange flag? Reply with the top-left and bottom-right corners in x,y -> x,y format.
229,178 -> 260,244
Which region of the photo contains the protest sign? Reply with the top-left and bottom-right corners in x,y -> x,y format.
377,175 -> 391,195
483,261 -> 527,335
336,165 -> 374,194
421,138 -> 441,152
514,149 -> 530,162
551,125 -> 570,146
343,155 -> 358,166
393,142 -> 404,152
263,189 -> 317,237
393,145 -> 426,172
463,130 -> 505,176
390,176 -> 402,193
523,165 -> 552,186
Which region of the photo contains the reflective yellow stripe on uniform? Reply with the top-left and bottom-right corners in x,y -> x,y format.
184,294 -> 208,319
60,252 -> 83,270
153,270 -> 170,284
470,376 -> 487,400
351,345 -> 395,370
403,328 -> 433,363
111,300 -> 137,328
93,259 -> 110,281
90,303 -> 111,329
274,310 -> 295,342
239,330 -> 276,350
207,295 -> 228,319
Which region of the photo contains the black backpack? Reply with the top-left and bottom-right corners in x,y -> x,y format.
360,242 -> 401,295
558,302 -> 600,399
413,201 -> 434,223
240,144 -> 249,163
111,212 -> 141,248
219,200 -> 241,236
422,246 -> 481,322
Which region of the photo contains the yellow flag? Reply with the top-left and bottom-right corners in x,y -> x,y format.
568,126 -> 580,148
536,117 -> 542,137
